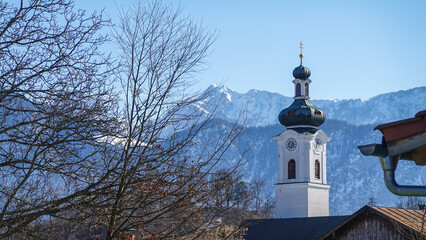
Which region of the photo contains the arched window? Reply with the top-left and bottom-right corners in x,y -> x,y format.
304,83 -> 309,97
315,160 -> 320,179
288,159 -> 296,179
295,83 -> 301,96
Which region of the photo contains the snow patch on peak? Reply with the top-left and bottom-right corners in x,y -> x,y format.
195,85 -> 426,127
219,86 -> 232,102
193,104 -> 210,114
207,84 -> 230,91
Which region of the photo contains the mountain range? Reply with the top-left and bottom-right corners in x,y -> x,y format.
193,85 -> 426,215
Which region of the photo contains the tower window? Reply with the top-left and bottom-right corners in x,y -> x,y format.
295,83 -> 301,96
315,160 -> 320,179
304,83 -> 309,96
288,159 -> 296,179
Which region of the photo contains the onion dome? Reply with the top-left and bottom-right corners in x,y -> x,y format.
292,64 -> 311,80
278,99 -> 325,127
278,42 -> 325,128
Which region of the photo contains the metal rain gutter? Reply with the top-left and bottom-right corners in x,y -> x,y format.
358,144 -> 426,196
358,109 -> 426,197
358,111 -> 426,196
379,155 -> 426,196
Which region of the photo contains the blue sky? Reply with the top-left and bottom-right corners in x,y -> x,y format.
75,0 -> 426,100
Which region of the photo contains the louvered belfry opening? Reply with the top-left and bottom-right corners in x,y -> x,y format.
315,160 -> 320,179
288,159 -> 296,179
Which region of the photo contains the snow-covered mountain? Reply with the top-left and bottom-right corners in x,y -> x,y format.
198,84 -> 426,127
192,85 -> 426,215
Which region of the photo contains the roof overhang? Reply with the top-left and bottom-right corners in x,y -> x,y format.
374,110 -> 426,165
358,110 -> 426,196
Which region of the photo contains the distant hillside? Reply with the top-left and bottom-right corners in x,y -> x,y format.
188,85 -> 426,215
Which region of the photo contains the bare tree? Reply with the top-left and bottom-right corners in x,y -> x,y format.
0,0 -> 247,239
394,197 -> 426,239
394,208 -> 426,240
368,196 -> 377,206
0,0 -> 117,238
88,1 -> 246,239
250,177 -> 265,213
396,197 -> 426,210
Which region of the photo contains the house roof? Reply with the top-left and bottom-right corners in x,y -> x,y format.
374,110 -> 426,143
243,215 -> 349,240
374,110 -> 426,165
319,205 -> 426,239
372,206 -> 426,235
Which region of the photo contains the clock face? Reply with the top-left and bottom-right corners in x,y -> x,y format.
286,138 -> 297,151
315,138 -> 321,150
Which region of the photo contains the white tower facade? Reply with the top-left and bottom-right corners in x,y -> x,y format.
273,129 -> 330,218
274,44 -> 331,218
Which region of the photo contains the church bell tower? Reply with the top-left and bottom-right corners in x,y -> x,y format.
274,42 -> 331,218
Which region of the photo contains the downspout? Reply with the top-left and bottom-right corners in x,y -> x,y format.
379,155 -> 426,196
358,144 -> 426,197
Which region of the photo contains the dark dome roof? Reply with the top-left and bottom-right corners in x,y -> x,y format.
292,65 -> 311,80
278,99 -> 325,127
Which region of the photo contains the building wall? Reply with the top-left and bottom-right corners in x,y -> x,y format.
273,129 -> 329,184
307,183 -> 330,217
274,182 -> 330,218
275,183 -> 308,218
273,129 -> 330,218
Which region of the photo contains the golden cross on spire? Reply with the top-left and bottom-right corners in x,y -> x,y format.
299,41 -> 304,65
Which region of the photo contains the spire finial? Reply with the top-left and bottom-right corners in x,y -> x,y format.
299,41 -> 304,65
